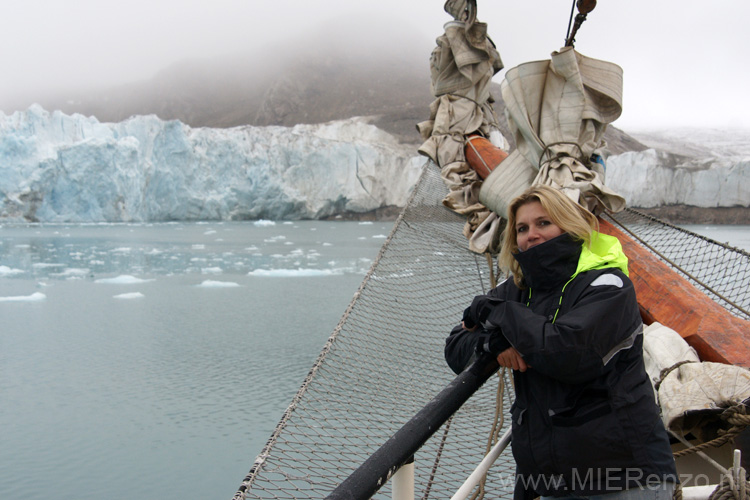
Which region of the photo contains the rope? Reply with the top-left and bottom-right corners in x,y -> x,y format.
538,141 -> 587,170
421,417 -> 453,500
654,360 -> 697,392
674,482 -> 683,500
709,460 -> 749,500
672,405 -> 750,459
469,369 -> 507,500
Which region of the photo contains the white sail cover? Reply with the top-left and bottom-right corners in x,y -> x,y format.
480,46 -> 627,219
643,322 -> 750,438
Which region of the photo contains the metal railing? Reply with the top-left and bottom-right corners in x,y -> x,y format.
325,354 -> 502,500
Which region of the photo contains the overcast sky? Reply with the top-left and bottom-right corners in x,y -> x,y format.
2,0 -> 748,131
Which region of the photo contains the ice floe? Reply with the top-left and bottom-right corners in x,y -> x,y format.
0,265 -> 25,276
0,292 -> 46,302
248,268 -> 341,277
197,280 -> 241,288
113,292 -> 145,299
95,275 -> 155,284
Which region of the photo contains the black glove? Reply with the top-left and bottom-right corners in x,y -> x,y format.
462,294 -> 501,329
475,328 -> 511,355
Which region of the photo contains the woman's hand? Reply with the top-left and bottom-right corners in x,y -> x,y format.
497,347 -> 528,372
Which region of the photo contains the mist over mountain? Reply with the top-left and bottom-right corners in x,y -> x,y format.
1,23 -> 646,155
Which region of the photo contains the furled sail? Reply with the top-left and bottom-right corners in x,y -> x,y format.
417,0 -> 507,254
480,46 -> 626,219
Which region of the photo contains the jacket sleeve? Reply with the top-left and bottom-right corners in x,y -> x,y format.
446,280 -> 512,374
444,324 -> 478,374
483,271 -> 642,384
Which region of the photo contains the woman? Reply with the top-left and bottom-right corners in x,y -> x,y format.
445,185 -> 677,500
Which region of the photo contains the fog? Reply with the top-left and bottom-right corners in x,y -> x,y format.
2,0 -> 749,130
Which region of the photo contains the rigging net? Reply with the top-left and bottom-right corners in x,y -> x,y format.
235,162 -> 750,500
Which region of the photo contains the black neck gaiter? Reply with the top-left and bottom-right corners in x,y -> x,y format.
512,232 -> 582,290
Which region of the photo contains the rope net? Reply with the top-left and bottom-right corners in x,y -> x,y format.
235,162 -> 750,499
606,209 -> 750,320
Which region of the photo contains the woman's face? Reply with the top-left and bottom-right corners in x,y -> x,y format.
514,201 -> 564,251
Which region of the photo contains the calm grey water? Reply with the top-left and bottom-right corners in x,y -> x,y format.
681,224 -> 750,252
0,220 -> 392,500
1,221 -> 748,500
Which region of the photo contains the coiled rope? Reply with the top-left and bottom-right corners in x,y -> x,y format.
670,404 -> 750,500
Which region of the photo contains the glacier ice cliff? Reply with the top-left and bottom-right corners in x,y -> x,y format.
1,105 -> 748,223
606,148 -> 750,208
0,105 -> 423,222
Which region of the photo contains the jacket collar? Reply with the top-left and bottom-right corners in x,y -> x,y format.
513,232 -> 581,290
513,231 -> 630,290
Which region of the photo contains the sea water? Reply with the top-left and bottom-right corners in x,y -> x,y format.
1,221 -> 748,500
0,220 -> 392,500
681,224 -> 750,253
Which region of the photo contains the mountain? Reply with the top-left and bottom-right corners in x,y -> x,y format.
2,25 -> 646,156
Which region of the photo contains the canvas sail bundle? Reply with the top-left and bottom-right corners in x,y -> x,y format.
480,46 -> 627,220
417,2 -> 507,254
643,322 -> 750,442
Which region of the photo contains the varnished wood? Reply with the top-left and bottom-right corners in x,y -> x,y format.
599,218 -> 750,368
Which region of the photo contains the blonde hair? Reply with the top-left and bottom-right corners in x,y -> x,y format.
498,186 -> 598,288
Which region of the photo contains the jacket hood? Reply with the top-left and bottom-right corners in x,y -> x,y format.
575,231 -> 629,277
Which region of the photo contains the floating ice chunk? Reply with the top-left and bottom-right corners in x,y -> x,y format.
33,263 -> 64,268
112,247 -> 132,253
0,292 -> 46,302
204,230 -> 217,235
372,234 -> 387,239
114,292 -> 145,299
0,265 -> 25,276
248,268 -> 340,277
54,268 -> 90,277
264,235 -> 286,243
95,275 -> 155,284
322,242 -> 332,246
201,267 -> 223,274
254,220 -> 276,227
197,280 -> 241,288
192,244 -> 206,250
358,221 -> 374,225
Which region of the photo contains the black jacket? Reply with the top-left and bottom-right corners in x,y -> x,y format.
445,233 -> 677,499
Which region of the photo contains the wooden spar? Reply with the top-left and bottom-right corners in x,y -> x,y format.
464,135 -> 508,179
598,219 -> 750,368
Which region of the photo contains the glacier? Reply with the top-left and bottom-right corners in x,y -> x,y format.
606,148 -> 750,208
1,105 -> 748,223
0,105 -> 423,222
